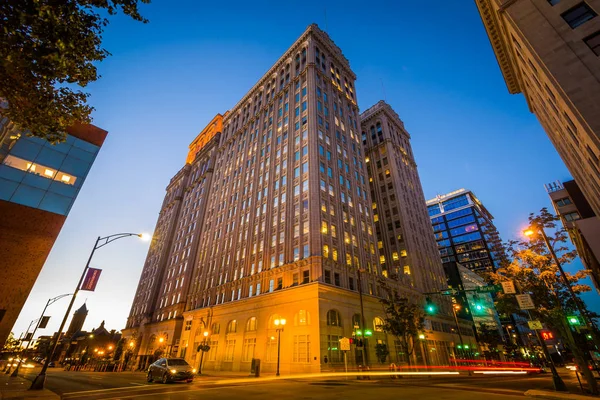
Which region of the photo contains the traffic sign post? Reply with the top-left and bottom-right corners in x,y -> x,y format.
516,294 -> 535,310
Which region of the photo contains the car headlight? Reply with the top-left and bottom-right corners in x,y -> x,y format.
170,369 -> 177,374
192,368 -> 197,373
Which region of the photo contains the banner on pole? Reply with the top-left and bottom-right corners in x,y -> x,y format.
81,268 -> 102,291
38,316 -> 50,329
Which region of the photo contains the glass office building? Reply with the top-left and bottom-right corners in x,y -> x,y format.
0,132 -> 100,216
426,189 -> 506,273
0,117 -> 107,346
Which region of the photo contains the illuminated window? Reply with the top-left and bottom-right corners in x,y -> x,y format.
332,249 -> 338,261
400,250 -> 407,257
227,320 -> 237,333
2,155 -> 77,185
323,244 -> 329,258
246,317 -> 257,332
321,221 -> 328,234
403,265 -> 411,275
373,214 -> 379,222
295,310 -> 310,326
327,310 -> 341,326
392,252 -> 399,261
380,255 -> 386,264
373,317 -> 385,332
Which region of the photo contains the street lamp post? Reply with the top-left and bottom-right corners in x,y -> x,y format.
274,318 -> 286,376
356,268 -> 368,367
198,331 -> 209,375
11,294 -> 71,377
30,232 -> 148,390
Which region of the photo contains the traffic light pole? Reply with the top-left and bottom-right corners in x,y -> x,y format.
356,269 -> 367,367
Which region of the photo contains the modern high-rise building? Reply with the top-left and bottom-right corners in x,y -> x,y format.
122,114 -> 223,367
546,180 -> 600,292
0,118 -> 107,346
360,101 -> 447,294
426,189 -> 506,273
124,24 -> 475,373
474,0 -> 600,217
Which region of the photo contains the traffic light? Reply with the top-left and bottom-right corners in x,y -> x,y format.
364,330 -> 373,337
586,334 -> 593,340
472,295 -> 485,313
425,297 -> 437,314
567,316 -> 581,326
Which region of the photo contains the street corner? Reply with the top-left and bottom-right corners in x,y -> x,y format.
0,375 -> 60,400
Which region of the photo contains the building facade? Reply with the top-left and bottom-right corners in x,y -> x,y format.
122,115 -> 223,367
443,261 -> 503,338
426,189 -> 506,273
360,101 -> 447,294
546,180 -> 600,292
124,24 -> 475,374
0,120 -> 107,346
474,0 -> 600,217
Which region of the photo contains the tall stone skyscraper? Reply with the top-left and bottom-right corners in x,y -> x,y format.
474,0 -> 600,217
360,101 -> 447,294
123,115 -> 223,367
124,24 -> 475,373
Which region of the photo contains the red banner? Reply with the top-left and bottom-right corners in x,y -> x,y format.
81,268 -> 102,291
38,316 -> 50,329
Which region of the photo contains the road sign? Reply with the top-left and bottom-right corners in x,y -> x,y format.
441,289 -> 459,296
476,284 -> 502,293
528,320 -> 543,330
516,294 -> 535,310
339,337 -> 351,351
501,281 -> 516,294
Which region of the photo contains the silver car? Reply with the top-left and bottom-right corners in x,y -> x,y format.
147,358 -> 195,384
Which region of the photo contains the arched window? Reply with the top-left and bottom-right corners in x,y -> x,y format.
211,322 -> 220,335
294,310 -> 310,326
352,314 -> 362,329
246,317 -> 257,332
327,310 -> 341,327
370,125 -> 375,135
373,317 -> 385,332
268,314 -> 283,329
376,122 -> 382,134
227,320 -> 237,334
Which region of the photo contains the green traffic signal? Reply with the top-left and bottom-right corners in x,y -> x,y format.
586,334 -> 593,340
472,295 -> 485,312
425,297 -> 437,315
356,330 -> 363,336
567,316 -> 581,326
364,330 -> 373,337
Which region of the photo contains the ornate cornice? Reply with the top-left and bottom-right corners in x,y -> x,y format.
474,0 -> 521,94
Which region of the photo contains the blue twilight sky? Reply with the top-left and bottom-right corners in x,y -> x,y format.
12,0 -> 600,337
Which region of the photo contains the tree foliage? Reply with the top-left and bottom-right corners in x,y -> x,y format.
0,0 -> 149,142
379,284 -> 424,365
487,208 -> 598,393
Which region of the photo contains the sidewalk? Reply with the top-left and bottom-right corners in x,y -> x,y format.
525,390 -> 600,400
0,374 -> 59,400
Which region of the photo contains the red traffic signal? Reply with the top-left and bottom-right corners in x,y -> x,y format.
541,331 -> 554,341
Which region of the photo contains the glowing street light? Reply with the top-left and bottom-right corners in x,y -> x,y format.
274,318 -> 286,377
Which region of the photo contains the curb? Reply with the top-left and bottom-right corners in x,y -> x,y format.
524,389 -> 598,399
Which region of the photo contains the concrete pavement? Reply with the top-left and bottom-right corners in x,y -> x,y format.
0,374 -> 59,400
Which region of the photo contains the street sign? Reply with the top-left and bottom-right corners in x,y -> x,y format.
501,281 -> 516,294
476,284 -> 502,293
339,337 -> 350,351
528,320 -> 543,330
441,289 -> 459,296
516,294 -> 535,310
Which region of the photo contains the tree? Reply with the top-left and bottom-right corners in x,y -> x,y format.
379,285 -> 424,366
375,343 -> 390,364
477,323 -> 503,360
487,208 -> 598,394
0,0 -> 149,143
2,332 -> 20,352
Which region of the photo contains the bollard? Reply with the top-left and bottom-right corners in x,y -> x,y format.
390,363 -> 397,379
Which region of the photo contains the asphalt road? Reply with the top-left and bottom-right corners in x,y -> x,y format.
17,367 -> 591,399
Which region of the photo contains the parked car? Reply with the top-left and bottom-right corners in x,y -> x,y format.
147,358 -> 195,384
47,362 -> 55,368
